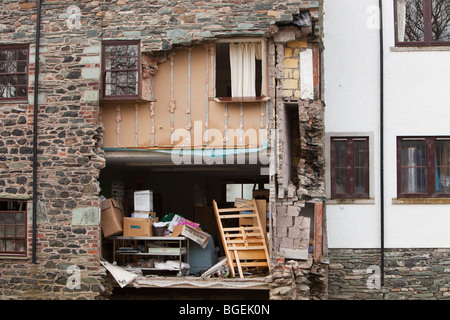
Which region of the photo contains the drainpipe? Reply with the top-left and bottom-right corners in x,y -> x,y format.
378,0 -> 385,286
32,0 -> 42,264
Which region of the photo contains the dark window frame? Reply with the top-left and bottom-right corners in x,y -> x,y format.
0,199 -> 27,257
397,136 -> 450,198
330,137 -> 370,199
394,0 -> 450,46
0,44 -> 29,102
101,40 -> 141,101
214,41 -> 267,102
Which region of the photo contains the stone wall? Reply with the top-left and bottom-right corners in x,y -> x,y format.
0,0 -> 106,299
265,258 -> 328,300
328,248 -> 450,300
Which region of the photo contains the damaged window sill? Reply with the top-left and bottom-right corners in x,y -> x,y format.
326,198 -> 375,205
392,198 -> 450,204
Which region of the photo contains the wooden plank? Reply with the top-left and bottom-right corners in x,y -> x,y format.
232,244 -> 244,278
220,213 -> 257,219
223,226 -> 260,232
216,207 -> 256,213
314,202 -> 323,262
236,250 -> 267,260
213,200 -> 235,278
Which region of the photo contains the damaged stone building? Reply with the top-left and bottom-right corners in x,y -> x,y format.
0,0 -> 326,300
1,0 -> 449,301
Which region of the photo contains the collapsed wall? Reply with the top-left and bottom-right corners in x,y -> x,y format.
265,20 -> 327,299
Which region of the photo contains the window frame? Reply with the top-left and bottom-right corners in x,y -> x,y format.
0,199 -> 27,257
330,137 -> 370,199
101,40 -> 141,101
214,38 -> 268,103
222,179 -> 269,204
394,0 -> 450,47
397,136 -> 450,198
0,44 -> 29,102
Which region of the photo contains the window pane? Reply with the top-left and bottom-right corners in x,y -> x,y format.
354,140 -> 368,194
398,0 -> 425,42
16,86 -> 27,97
17,61 -> 27,73
5,240 -> 14,252
354,140 -> 367,167
16,212 -> 25,224
334,140 -> 346,167
18,49 -> 27,60
116,46 -> 127,56
17,240 -> 25,252
334,168 -> 347,194
5,213 -> 14,224
116,57 -> 126,70
400,140 -> 427,193
431,0 -> 450,41
128,57 -> 137,69
5,226 -> 14,237
435,140 -> 450,193
7,86 -> 16,98
16,226 -> 25,237
128,45 -> 138,56
105,83 -> 115,96
7,62 -> 17,73
332,140 -> 347,195
242,184 -> 254,200
0,85 -> 7,98
226,184 -> 242,202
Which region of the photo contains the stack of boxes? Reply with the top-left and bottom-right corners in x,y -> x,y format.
101,190 -> 157,238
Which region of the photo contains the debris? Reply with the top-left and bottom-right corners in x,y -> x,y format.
100,259 -> 139,288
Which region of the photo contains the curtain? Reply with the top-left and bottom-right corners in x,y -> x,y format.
229,42 -> 261,97
397,0 -> 407,42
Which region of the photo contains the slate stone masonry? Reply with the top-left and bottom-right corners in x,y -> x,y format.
328,248 -> 450,300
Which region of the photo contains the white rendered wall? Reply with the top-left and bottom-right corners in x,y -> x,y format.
323,0 -> 450,248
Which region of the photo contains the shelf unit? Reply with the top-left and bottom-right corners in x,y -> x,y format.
111,236 -> 189,272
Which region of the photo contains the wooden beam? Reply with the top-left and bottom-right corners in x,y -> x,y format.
313,202 -> 323,262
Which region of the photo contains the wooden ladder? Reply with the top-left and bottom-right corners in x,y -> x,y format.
212,199 -> 270,278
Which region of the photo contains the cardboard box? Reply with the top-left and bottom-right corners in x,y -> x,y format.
134,190 -> 153,212
168,214 -> 200,232
123,217 -> 153,237
100,198 -> 124,238
131,212 -> 157,219
171,224 -> 210,249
